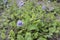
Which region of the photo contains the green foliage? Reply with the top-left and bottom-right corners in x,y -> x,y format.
1,33 -> 6,40
37,37 -> 46,40
9,30 -> 15,37
9,30 -> 15,40
0,0 -> 60,40
25,32 -> 33,40
17,35 -> 24,40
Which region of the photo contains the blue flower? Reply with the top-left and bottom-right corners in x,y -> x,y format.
3,0 -> 7,4
17,20 -> 23,27
42,5 -> 46,10
17,0 -> 24,8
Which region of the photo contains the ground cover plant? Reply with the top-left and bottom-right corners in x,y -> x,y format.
0,0 -> 60,40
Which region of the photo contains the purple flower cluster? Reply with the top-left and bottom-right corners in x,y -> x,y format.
17,20 -> 23,27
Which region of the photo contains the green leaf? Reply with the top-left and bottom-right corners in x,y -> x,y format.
49,27 -> 56,33
11,37 -> 14,40
9,30 -> 15,38
37,37 -> 46,40
17,35 -> 24,40
33,32 -> 38,38
9,21 -> 16,28
1,33 -> 6,39
27,25 -> 39,31
25,32 -> 33,40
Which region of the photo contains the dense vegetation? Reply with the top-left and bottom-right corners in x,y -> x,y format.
0,0 -> 60,40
